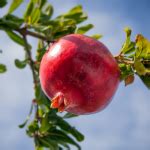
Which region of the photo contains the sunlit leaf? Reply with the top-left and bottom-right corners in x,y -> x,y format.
135,34 -> 150,59
76,24 -> 93,34
40,4 -> 53,21
8,0 -> 23,14
57,5 -> 87,24
30,8 -> 41,24
90,34 -> 102,40
121,27 -> 135,55
134,59 -> 147,75
119,63 -> 134,80
39,113 -> 50,133
24,0 -> 34,19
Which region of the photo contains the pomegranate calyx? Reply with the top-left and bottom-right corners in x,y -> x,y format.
50,92 -> 67,112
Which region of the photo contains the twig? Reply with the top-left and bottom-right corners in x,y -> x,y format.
16,28 -> 51,42
22,34 -> 37,84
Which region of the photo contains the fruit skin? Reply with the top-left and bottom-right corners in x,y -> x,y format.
39,34 -> 120,115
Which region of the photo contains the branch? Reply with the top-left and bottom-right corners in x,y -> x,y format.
16,28 -> 52,42
22,34 -> 37,84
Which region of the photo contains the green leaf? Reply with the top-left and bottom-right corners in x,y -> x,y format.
30,8 -> 41,24
76,24 -> 93,34
0,16 -> 22,30
121,27 -> 136,55
4,14 -> 24,27
91,34 -> 103,40
35,83 -> 50,106
35,146 -> 43,150
0,64 -> 7,73
69,5 -> 83,14
39,113 -> 50,133
57,5 -> 87,24
14,59 -> 27,69
26,120 -> 39,137
54,116 -> 84,142
39,137 -> 59,150
134,59 -> 147,75
5,30 -> 31,48
0,0 -> 7,8
19,103 -> 33,128
8,0 -> 23,14
40,4 -> 53,21
48,129 -> 81,150
63,113 -> 78,119
119,63 -> 134,80
135,34 -> 150,59
140,75 -> 150,89
6,30 -> 25,46
24,0 -> 34,19
39,0 -> 47,9
36,40 -> 46,62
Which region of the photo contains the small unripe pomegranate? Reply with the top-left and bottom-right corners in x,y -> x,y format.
39,34 -> 120,115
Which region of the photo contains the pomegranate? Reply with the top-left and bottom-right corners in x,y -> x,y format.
39,34 -> 120,115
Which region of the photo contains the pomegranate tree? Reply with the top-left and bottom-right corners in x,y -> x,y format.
40,34 -> 120,115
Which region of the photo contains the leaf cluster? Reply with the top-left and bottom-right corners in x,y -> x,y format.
118,27 -> 150,88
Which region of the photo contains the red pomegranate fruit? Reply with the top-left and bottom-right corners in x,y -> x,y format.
39,34 -> 120,115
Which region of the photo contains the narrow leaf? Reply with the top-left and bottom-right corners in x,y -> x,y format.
8,0 -> 23,14
119,63 -> 134,80
39,0 -> 47,9
47,129 -> 81,150
6,30 -> 31,48
30,8 -> 41,24
6,30 -> 25,46
121,27 -> 135,55
91,34 -> 103,40
14,59 -> 27,69
0,0 -> 7,8
0,64 -> 7,73
24,0 -> 34,19
63,113 -> 78,119
56,116 -> 84,142
19,103 -> 33,128
39,113 -> 50,133
76,24 -> 93,34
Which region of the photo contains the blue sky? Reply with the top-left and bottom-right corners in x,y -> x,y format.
0,0 -> 150,150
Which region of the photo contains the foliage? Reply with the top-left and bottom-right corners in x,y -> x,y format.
116,27 -> 150,88
0,0 -> 150,150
